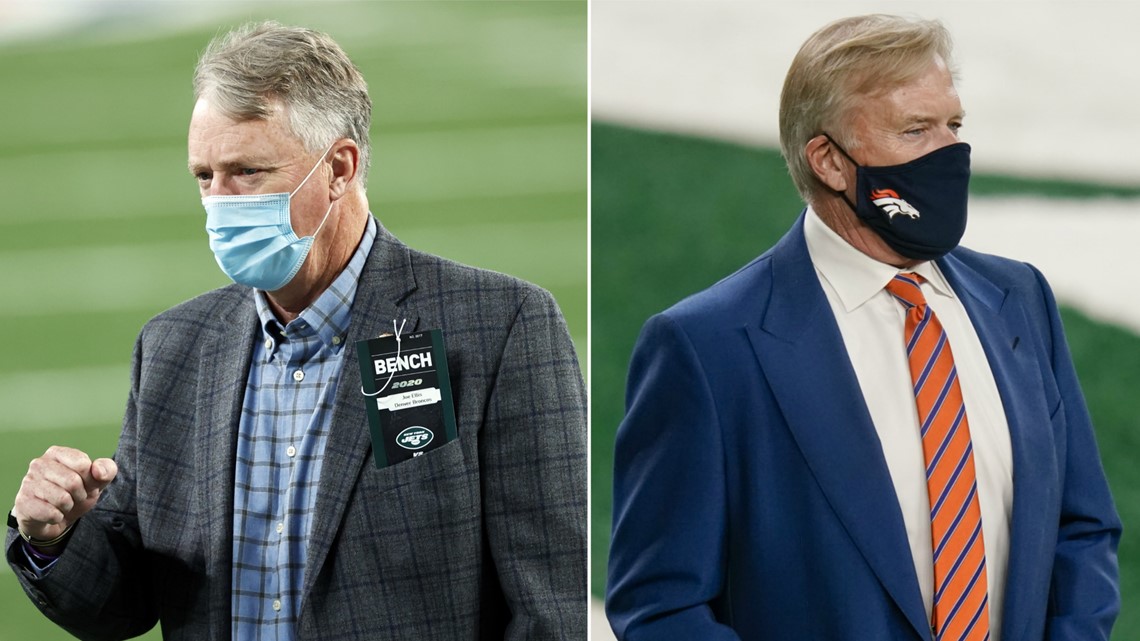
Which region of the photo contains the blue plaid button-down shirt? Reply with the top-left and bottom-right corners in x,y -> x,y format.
231,218 -> 376,640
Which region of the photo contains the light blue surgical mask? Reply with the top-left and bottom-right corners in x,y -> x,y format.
202,142 -> 336,291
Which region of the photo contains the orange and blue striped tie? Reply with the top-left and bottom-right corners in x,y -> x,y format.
886,272 -> 990,641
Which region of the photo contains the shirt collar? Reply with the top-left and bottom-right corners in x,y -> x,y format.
254,216 -> 378,354
803,206 -> 954,313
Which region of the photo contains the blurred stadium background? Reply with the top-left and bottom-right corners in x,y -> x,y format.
592,2 -> 1140,639
0,1 -> 584,639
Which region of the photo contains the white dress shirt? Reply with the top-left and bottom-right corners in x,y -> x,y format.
803,207 -> 1013,638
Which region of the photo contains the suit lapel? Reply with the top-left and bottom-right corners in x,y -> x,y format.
197,290 -> 257,639
301,222 -> 421,600
936,254 -> 1056,641
745,216 -> 931,640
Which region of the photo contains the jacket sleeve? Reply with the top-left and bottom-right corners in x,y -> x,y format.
480,286 -> 587,640
1030,265 -> 1123,641
4,332 -> 159,641
606,313 -> 741,641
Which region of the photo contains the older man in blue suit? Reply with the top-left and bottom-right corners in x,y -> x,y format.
607,14 -> 1120,641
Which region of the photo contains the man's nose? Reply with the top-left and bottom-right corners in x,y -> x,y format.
207,175 -> 241,197
934,125 -> 961,147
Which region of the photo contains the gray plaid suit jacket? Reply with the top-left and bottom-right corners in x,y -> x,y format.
6,219 -> 587,640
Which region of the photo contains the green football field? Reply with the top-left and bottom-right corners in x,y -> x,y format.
591,122 -> 1140,638
0,2 -> 584,638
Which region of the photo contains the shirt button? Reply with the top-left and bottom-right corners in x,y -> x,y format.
276,522 -> 284,534
264,338 -> 273,350
287,445 -> 297,457
332,336 -> 342,346
293,369 -> 304,382
272,599 -> 281,612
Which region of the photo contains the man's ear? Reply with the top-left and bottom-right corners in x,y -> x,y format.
328,139 -> 361,199
805,135 -> 850,193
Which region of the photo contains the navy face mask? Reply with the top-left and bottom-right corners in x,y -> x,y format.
824,133 -> 971,261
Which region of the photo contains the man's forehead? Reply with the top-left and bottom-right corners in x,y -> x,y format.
880,85 -> 963,121
192,104 -> 270,138
187,151 -> 279,173
849,67 -> 961,119
188,99 -> 303,168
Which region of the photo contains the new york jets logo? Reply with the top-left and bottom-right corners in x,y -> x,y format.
870,188 -> 920,221
396,426 -> 434,450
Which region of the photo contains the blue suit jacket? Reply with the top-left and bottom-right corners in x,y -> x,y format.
606,215 -> 1121,641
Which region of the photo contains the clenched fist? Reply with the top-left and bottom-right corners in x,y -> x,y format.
11,446 -> 118,545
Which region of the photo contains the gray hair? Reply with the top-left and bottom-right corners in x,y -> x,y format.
778,14 -> 956,201
194,21 -> 373,185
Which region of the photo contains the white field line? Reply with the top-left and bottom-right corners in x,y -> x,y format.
964,197 -> 1140,336
0,241 -> 219,318
0,321 -> 582,437
2,0 -> 587,95
0,364 -> 127,433
0,0 -> 248,44
591,597 -> 615,641
0,218 -> 583,318
0,331 -> 582,434
592,1 -> 1140,187
371,123 -> 586,204
395,219 -> 586,289
0,124 -> 584,225
0,217 -> 584,433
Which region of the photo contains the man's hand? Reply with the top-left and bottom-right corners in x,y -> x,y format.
11,446 -> 118,542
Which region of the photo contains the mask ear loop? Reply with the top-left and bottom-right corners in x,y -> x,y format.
292,141 -> 340,240
361,318 -> 408,397
308,201 -> 336,240
821,132 -> 862,214
822,132 -> 860,166
290,140 -> 339,198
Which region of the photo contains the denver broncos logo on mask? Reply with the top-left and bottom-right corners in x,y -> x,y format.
870,189 -> 920,221
823,132 -> 972,261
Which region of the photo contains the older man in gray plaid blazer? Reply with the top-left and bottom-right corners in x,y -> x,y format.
6,22 -> 586,640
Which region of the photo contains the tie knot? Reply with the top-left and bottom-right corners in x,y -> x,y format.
885,272 -> 928,309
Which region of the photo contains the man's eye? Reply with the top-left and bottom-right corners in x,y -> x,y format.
195,172 -> 211,182
240,168 -> 259,176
